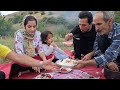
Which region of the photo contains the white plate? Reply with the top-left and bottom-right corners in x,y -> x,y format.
57,67 -> 72,74
34,73 -> 53,79
56,59 -> 77,68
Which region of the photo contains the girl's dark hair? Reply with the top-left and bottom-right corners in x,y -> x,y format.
41,31 -> 53,44
23,15 -> 37,26
78,11 -> 93,24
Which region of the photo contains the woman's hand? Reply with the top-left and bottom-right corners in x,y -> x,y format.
73,60 -> 85,69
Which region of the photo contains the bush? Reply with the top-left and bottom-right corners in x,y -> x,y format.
34,11 -> 39,14
41,11 -> 45,15
0,16 -> 15,37
46,16 -> 68,25
65,20 -> 78,30
8,15 -> 25,24
28,11 -> 33,14
54,25 -> 69,38
38,20 -> 46,32
115,11 -> 120,23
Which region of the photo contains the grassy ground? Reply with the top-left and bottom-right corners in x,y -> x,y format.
0,37 -> 14,64
0,36 -> 73,64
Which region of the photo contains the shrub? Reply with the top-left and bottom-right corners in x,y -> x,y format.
115,11 -> 120,23
0,16 -> 15,37
41,11 -> 45,15
28,11 -> 33,14
65,20 -> 78,30
8,15 -> 25,24
38,20 -> 46,32
54,25 -> 69,38
47,16 -> 67,25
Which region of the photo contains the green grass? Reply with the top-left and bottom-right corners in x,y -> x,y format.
0,37 -> 14,50
0,37 -> 14,64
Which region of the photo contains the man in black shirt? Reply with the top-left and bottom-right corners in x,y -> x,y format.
65,11 -> 96,59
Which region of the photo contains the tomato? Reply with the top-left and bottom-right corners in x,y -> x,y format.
46,74 -> 52,78
61,68 -> 67,72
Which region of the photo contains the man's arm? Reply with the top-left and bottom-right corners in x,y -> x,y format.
6,51 -> 59,70
82,51 -> 95,61
6,51 -> 42,67
94,34 -> 120,66
83,59 -> 97,66
74,59 -> 97,69
0,44 -> 59,70
65,25 -> 79,41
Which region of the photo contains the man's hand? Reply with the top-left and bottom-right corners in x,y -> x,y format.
65,33 -> 73,41
42,55 -> 61,71
73,60 -> 85,69
42,61 -> 61,71
81,53 -> 92,61
107,62 -> 119,71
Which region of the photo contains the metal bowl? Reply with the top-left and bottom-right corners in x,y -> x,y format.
104,65 -> 120,79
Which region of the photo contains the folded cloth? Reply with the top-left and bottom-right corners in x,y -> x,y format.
0,62 -> 14,79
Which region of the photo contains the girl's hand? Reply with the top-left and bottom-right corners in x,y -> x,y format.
51,42 -> 57,47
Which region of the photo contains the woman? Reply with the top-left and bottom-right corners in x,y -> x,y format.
10,15 -> 54,78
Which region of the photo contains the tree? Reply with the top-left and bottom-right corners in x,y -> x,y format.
114,11 -> 120,23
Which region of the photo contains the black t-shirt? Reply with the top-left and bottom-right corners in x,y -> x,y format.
70,24 -> 96,59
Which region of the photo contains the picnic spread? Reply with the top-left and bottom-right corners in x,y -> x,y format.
12,66 -> 105,79
0,48 -> 106,79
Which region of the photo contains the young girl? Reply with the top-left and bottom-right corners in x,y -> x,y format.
41,31 -> 69,62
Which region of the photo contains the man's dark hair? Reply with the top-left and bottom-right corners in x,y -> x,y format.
78,11 -> 93,24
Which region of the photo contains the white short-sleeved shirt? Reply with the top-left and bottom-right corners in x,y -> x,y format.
42,44 -> 69,60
